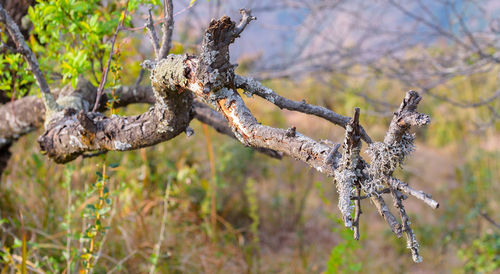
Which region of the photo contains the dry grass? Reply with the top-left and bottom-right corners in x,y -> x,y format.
1,76 -> 499,272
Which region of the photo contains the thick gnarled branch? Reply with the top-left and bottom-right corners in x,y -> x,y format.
0,8 -> 439,263
38,56 -> 194,163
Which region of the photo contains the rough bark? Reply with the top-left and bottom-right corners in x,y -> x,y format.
0,84 -> 151,149
37,56 -> 194,163
192,100 -> 282,159
0,8 -> 439,262
234,75 -> 373,143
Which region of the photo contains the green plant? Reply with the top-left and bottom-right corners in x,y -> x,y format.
80,159 -> 116,272
244,178 -> 261,272
325,221 -> 363,274
315,181 -> 363,273
458,232 -> 500,273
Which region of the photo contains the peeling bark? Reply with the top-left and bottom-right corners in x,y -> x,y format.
0,8 -> 439,263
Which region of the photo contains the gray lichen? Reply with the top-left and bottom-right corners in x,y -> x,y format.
365,132 -> 415,194
150,54 -> 188,95
149,54 -> 190,133
114,140 -> 132,151
408,231 -> 423,263
334,169 -> 356,228
334,124 -> 362,228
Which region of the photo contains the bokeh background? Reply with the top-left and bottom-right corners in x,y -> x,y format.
1,0 -> 499,272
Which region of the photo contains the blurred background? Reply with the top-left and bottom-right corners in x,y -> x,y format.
0,0 -> 499,272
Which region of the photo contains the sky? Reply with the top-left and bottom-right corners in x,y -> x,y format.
159,0 -> 500,76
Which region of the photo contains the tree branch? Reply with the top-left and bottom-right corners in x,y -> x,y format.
92,1 -> 129,112
0,10 -> 438,263
0,3 -> 59,115
391,189 -> 422,263
145,7 -> 161,59
0,3 -> 50,95
158,0 -> 174,59
334,108 -> 362,228
192,101 -> 282,159
234,75 -> 373,144
353,185 -> 362,240
387,177 -> 439,209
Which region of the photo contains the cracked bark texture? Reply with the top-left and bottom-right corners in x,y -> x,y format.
0,8 -> 439,262
37,59 -> 193,163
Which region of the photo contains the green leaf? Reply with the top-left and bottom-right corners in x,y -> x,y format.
13,238 -> 22,248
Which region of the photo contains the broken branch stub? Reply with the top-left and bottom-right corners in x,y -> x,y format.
186,14 -> 435,262
0,7 -> 439,263
334,108 -> 362,228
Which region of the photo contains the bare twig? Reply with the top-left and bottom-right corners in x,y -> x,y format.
353,185 -> 362,240
0,4 -> 50,95
387,177 -> 439,209
92,1 -> 130,112
391,189 -> 422,263
370,194 -> 402,237
158,0 -> 174,59
145,7 -> 161,58
232,9 -> 256,37
235,75 -> 373,143
134,68 -> 146,90
480,212 -> 500,229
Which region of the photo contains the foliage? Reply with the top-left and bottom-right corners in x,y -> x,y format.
80,160 -> 115,272
0,50 -> 34,99
0,0 -> 161,97
458,232 -> 500,273
0,0 -> 499,272
324,224 -> 362,274
28,0 -> 122,87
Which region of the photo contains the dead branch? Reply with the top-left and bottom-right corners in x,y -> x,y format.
0,6 -> 438,263
145,7 -> 161,58
353,185 -> 362,240
387,177 -> 439,209
334,108 -> 362,228
234,75 -> 373,144
192,101 -> 282,159
158,0 -> 174,59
